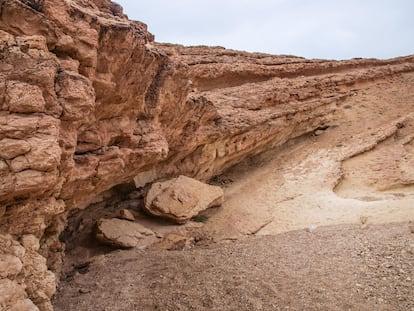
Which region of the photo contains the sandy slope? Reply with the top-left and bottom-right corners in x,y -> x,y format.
205,72 -> 414,240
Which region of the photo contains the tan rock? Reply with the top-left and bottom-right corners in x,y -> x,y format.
9,299 -> 39,311
21,235 -> 40,252
1,198 -> 65,236
21,250 -> 56,310
56,71 -> 96,121
150,233 -> 191,251
0,279 -> 27,309
16,35 -> 48,51
10,155 -> 30,172
0,254 -> 23,278
0,159 -> 8,172
119,209 -> 135,221
144,176 -> 224,224
24,137 -> 61,172
0,0 -> 413,310
96,218 -> 155,248
0,138 -> 31,159
6,81 -> 45,113
0,234 -> 25,258
14,170 -> 57,194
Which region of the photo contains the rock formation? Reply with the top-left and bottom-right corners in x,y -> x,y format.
0,0 -> 413,309
119,208 -> 135,221
144,175 -> 224,224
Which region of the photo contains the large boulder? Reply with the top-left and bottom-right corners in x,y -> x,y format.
96,218 -> 155,249
144,175 -> 224,224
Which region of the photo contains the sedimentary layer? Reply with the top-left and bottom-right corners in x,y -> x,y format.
0,0 -> 413,310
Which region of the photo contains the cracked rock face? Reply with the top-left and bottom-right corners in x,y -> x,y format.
0,0 -> 173,308
0,0 -> 414,310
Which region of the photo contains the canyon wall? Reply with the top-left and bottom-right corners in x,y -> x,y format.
0,0 -> 413,310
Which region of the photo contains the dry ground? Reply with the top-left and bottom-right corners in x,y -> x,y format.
53,223 -> 414,311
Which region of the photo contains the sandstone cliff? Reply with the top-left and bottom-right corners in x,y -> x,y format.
0,0 -> 413,310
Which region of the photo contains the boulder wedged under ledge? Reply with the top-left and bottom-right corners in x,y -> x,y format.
144,176 -> 224,224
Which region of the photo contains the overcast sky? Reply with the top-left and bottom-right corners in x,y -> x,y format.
115,0 -> 413,60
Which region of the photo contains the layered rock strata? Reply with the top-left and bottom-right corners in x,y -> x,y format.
0,0 -> 413,309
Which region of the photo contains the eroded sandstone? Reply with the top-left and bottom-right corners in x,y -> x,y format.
0,0 -> 413,310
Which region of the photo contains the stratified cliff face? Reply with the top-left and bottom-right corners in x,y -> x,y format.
0,1 -> 187,309
0,0 -> 413,310
149,44 -> 414,183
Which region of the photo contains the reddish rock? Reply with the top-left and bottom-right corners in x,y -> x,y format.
0,138 -> 31,159
0,0 -> 413,309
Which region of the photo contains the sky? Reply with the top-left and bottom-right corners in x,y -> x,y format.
115,0 -> 414,60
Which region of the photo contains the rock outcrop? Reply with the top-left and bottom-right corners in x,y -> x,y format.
0,0 -> 413,309
144,175 -> 224,224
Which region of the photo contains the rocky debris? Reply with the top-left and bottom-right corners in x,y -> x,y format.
0,0 -> 413,309
148,226 -> 211,250
95,218 -> 155,249
144,176 -> 224,224
150,233 -> 192,251
119,209 -> 135,221
53,223 -> 414,311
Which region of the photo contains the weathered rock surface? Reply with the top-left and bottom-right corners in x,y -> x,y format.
119,208 -> 135,221
0,253 -> 23,278
95,218 -> 155,248
144,176 -> 224,223
0,0 -> 413,309
0,233 -> 53,311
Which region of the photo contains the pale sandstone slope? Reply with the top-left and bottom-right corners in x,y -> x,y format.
0,0 -> 414,310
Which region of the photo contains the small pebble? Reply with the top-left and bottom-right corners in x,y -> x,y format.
119,209 -> 135,221
79,288 -> 91,294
